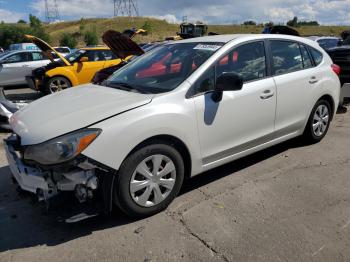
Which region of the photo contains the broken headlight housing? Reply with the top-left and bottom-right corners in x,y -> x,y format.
24,129 -> 101,165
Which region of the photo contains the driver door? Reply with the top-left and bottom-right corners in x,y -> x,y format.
0,52 -> 32,85
192,41 -> 277,167
73,50 -> 108,84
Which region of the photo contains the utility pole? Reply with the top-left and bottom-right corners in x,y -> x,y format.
45,0 -> 60,23
114,0 -> 139,17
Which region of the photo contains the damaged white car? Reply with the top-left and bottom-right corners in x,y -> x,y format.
5,34 -> 340,219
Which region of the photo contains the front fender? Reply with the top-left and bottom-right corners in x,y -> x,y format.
46,67 -> 79,86
82,96 -> 203,177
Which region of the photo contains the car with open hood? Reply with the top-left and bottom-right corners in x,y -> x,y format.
5,34 -> 340,220
25,34 -> 138,94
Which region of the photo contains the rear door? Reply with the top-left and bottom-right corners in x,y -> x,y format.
0,52 -> 32,85
271,40 -> 318,133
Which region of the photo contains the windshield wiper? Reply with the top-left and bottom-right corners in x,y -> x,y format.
106,82 -> 149,94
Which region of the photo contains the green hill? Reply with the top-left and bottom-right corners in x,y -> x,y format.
43,17 -> 350,47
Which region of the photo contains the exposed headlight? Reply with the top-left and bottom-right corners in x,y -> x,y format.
24,129 -> 101,165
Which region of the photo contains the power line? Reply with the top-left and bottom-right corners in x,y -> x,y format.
113,0 -> 139,17
45,0 -> 60,23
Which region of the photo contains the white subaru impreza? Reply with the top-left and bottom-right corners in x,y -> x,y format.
5,34 -> 340,218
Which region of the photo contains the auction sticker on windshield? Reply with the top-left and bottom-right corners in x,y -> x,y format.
193,44 -> 222,51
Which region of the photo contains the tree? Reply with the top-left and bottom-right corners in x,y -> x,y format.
243,20 -> 257,26
29,14 -> 42,28
84,28 -> 98,46
59,33 -> 77,48
287,16 -> 298,27
17,19 -> 27,24
142,21 -> 153,34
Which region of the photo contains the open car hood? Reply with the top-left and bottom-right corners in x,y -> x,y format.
25,35 -> 71,66
102,30 -> 145,60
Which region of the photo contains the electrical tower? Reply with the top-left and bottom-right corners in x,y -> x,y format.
45,0 -> 60,23
114,0 -> 139,17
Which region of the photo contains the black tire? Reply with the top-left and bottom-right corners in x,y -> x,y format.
44,76 -> 71,94
114,142 -> 185,218
303,99 -> 332,143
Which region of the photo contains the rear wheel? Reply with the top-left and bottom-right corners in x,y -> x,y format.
44,76 -> 71,94
303,99 -> 332,143
114,143 -> 185,218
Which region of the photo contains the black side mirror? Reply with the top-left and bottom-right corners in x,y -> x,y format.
212,72 -> 243,102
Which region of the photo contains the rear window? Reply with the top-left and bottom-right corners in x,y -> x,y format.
309,48 -> 323,66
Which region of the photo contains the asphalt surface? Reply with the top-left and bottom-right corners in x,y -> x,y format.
0,88 -> 350,262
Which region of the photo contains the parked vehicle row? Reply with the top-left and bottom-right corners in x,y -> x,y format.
5,34 -> 341,219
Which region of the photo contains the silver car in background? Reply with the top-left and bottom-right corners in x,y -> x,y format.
0,50 -> 51,87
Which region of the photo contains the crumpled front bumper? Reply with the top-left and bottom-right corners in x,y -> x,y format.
5,139 -> 50,194
4,134 -> 117,221
26,76 -> 41,91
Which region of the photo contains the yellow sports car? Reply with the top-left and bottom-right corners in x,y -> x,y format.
25,35 -> 132,94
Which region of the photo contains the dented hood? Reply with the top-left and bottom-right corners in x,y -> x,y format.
102,30 -> 144,59
10,84 -> 153,145
25,34 -> 71,66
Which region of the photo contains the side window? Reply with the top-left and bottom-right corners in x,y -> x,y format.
216,41 -> 266,82
4,52 -> 30,63
271,41 -> 303,75
90,50 -> 108,61
32,52 -> 44,61
195,66 -> 215,94
299,44 -> 313,69
102,50 -> 117,60
309,47 -> 323,66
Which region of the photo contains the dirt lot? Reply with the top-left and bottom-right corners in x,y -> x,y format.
0,89 -> 350,262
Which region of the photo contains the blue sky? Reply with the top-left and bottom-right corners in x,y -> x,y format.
1,0 -> 350,25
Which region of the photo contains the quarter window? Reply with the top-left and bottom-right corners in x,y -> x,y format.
32,52 -> 45,61
195,66 -> 215,94
309,47 -> 323,66
299,44 -> 313,69
271,41 -> 303,75
216,41 -> 266,82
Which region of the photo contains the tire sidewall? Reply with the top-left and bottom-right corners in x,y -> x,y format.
306,99 -> 332,142
45,76 -> 71,94
114,143 -> 185,217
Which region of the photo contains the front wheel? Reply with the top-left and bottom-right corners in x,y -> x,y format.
44,76 -> 71,94
303,99 -> 332,143
114,143 -> 185,218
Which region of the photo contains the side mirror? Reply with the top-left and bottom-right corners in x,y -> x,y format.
79,56 -> 89,63
212,72 -> 243,102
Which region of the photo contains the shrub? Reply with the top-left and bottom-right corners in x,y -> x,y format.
59,33 -> 77,48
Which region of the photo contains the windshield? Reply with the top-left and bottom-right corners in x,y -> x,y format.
64,49 -> 86,62
55,47 -> 70,53
106,42 -> 224,94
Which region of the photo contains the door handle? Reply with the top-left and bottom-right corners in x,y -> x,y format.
260,90 -> 274,99
22,65 -> 29,67
309,76 -> 318,84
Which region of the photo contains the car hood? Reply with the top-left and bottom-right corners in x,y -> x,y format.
102,30 -> 144,59
10,84 -> 153,145
25,35 -> 71,66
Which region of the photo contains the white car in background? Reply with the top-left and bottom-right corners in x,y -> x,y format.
5,34 -> 340,219
0,50 -> 51,87
53,46 -> 71,57
307,36 -> 342,51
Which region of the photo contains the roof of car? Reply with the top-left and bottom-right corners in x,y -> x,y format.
174,34 -> 318,45
81,46 -> 110,51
